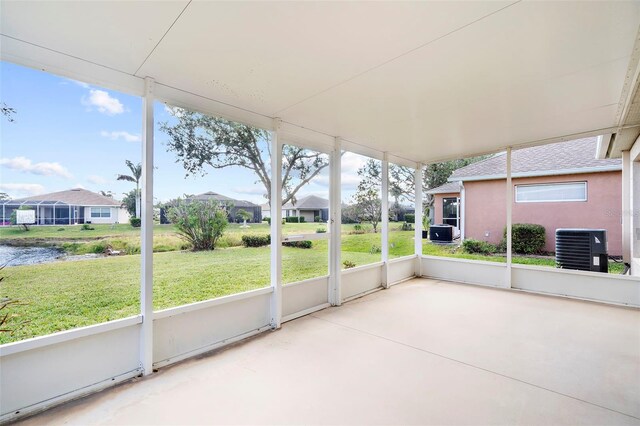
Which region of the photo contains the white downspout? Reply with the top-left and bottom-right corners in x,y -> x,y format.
460,182 -> 465,241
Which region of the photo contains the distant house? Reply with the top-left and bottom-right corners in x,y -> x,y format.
262,195 -> 329,222
426,138 -> 622,255
0,188 -> 129,225
161,192 -> 262,224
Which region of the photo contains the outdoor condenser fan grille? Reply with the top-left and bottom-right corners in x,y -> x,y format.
555,229 -> 608,273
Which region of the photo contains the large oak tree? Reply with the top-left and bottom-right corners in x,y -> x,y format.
161,107 -> 329,206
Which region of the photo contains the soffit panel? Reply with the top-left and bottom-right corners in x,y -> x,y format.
279,1 -> 640,161
1,1 -> 640,164
137,1 -> 512,116
0,0 -> 189,74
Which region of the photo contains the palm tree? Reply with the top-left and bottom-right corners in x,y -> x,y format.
236,209 -> 252,228
117,160 -> 142,218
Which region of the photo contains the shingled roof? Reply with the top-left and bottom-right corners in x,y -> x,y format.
425,181 -> 462,195
190,192 -> 259,208
7,188 -> 121,206
283,194 -> 329,210
449,137 -> 621,182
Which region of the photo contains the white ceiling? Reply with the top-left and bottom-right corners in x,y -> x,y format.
2,1 -> 640,163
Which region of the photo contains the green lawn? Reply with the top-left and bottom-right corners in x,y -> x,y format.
0,222 -> 625,344
0,225 -> 391,343
422,242 -> 626,274
1,222 -> 387,254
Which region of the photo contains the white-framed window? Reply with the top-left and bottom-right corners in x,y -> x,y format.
515,181 -> 587,203
90,207 -> 112,218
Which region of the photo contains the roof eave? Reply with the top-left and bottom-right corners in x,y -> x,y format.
449,164 -> 622,182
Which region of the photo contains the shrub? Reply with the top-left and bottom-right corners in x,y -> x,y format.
89,242 -> 107,253
285,216 -> 306,223
167,199 -> 228,250
81,223 -> 95,231
404,214 -> 415,223
503,223 -> 546,254
236,209 -> 253,224
462,239 -> 496,255
283,240 -> 312,249
314,215 -> 322,222
343,260 -> 356,269
241,235 -> 271,247
57,227 -> 66,232
351,224 -> 366,234
401,222 -> 413,231
129,217 -> 141,228
316,228 -> 327,233
369,244 -> 381,254
266,217 -> 286,225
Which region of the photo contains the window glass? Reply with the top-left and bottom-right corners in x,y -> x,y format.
515,182 -> 587,203
90,207 -> 111,218
442,197 -> 459,227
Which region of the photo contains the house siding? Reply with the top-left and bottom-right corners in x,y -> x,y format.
86,207 -> 129,224
433,192 -> 461,225
459,171 -> 622,255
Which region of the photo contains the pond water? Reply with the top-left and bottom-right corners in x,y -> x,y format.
0,245 -> 64,267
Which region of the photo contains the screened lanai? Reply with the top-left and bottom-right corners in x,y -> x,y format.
0,200 -> 77,226
1,1 -> 639,424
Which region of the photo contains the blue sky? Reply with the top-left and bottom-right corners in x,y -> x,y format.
0,61 -> 365,204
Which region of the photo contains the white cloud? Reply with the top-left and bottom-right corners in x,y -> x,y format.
100,130 -> 141,142
74,183 -> 86,189
340,152 -> 367,190
0,156 -> 73,179
0,183 -> 46,198
87,175 -> 108,185
83,89 -> 124,115
233,186 -> 266,196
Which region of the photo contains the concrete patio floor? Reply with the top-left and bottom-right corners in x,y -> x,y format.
16,278 -> 640,425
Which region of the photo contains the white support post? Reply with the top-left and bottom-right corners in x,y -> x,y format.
270,120 -> 283,328
140,77 -> 154,375
381,153 -> 390,288
68,205 -> 71,225
414,164 -> 423,276
329,138 -> 342,305
505,147 -> 513,288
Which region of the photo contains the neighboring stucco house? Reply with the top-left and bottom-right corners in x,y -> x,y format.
262,195 -> 329,222
0,188 -> 129,225
427,138 -> 622,255
161,192 -> 262,224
